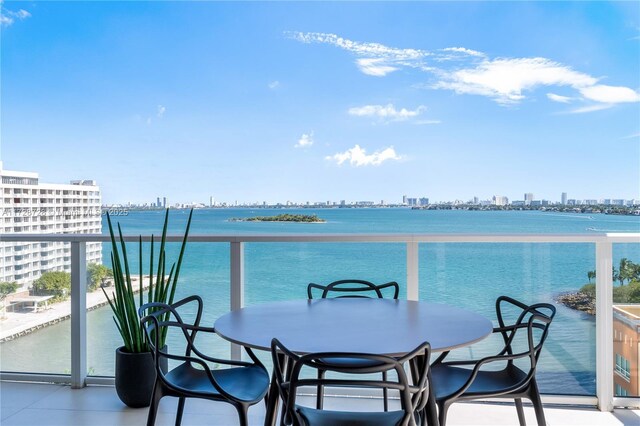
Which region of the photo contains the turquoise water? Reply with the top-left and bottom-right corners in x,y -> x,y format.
1,209 -> 639,395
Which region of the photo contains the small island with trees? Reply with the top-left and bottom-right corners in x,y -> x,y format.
557,258 -> 640,315
230,214 -> 326,223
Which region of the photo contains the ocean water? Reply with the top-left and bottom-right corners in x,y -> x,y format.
1,208 -> 639,396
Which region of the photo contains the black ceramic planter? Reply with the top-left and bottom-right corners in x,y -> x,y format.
115,346 -> 167,408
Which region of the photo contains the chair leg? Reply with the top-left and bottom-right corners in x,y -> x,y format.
424,370 -> 439,426
528,381 -> 547,426
515,398 -> 526,426
316,369 -> 325,409
175,397 -> 186,426
236,404 -> 249,426
147,382 -> 163,426
437,400 -> 449,426
382,371 -> 389,412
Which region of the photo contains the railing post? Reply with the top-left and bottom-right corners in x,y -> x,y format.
230,241 -> 245,360
70,241 -> 87,389
595,240 -> 613,411
406,241 -> 419,301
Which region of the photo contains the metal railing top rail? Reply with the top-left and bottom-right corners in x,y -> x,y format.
1,232 -> 639,243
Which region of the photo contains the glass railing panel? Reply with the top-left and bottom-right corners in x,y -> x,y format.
244,241 -> 406,369
419,242 -> 597,396
245,242 -> 407,304
612,242 -> 640,398
0,240 -> 72,375
87,240 -> 231,376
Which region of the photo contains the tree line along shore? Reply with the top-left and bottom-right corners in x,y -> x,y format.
556,258 -> 640,315
229,214 -> 325,223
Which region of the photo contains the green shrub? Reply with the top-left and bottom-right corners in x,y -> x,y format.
87,263 -> 113,291
580,281 -> 640,304
32,271 -> 71,302
579,283 -> 595,298
0,281 -> 19,301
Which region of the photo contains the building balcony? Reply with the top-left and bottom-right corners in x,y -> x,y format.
0,232 -> 639,425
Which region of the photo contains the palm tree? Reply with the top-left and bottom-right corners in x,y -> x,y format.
587,270 -> 596,283
619,258 -> 636,285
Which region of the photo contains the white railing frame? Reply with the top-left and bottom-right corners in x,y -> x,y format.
1,232 -> 639,410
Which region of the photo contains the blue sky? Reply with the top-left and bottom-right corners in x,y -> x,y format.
1,1 -> 639,205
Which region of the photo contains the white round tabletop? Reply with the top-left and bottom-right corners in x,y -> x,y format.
215,298 -> 493,356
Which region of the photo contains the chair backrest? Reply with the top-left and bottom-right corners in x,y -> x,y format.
494,296 -> 556,376
307,279 -> 400,300
138,295 -> 204,378
271,338 -> 431,426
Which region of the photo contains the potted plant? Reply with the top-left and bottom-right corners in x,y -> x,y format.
103,208 -> 193,407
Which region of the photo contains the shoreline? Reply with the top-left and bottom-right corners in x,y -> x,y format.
0,276 -> 154,342
556,291 -> 595,315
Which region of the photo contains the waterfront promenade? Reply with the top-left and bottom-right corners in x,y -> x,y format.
0,277 -> 150,342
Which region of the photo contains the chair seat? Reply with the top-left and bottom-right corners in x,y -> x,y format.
296,406 -> 406,426
431,363 -> 528,400
165,363 -> 269,403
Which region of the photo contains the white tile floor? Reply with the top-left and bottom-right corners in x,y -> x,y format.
1,381 -> 638,426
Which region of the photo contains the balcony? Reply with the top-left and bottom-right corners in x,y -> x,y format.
1,381 -> 638,425
0,232 -> 639,425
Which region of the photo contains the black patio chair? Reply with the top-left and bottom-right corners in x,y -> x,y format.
429,296 -> 556,426
139,295 -> 270,426
307,279 -> 399,300
307,279 -> 400,411
271,338 -> 432,426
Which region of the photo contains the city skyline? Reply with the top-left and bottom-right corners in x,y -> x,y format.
112,191 -> 638,209
1,2 -> 639,204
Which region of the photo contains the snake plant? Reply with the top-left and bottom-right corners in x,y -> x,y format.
103,208 -> 193,353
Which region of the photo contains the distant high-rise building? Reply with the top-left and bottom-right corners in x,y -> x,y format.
561,192 -> 568,205
402,195 -> 408,205
524,193 -> 534,206
209,196 -> 214,207
407,197 -> 418,206
492,195 -> 509,206
419,197 -> 429,206
163,197 -> 167,208
473,196 -> 479,204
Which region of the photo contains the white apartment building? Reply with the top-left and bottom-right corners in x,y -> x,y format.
0,162 -> 102,288
492,195 -> 509,206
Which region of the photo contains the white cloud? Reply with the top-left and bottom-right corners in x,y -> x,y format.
348,103 -> 426,122
356,58 -> 399,77
622,132 -> 640,139
579,85 -> 640,104
268,81 -> 280,89
289,31 -> 639,112
326,145 -> 402,166
436,47 -> 486,61
157,105 -> 166,118
0,15 -> 12,26
15,9 -> 30,19
1,6 -> 31,27
564,104 -> 614,114
287,31 -> 428,77
415,119 -> 441,125
547,93 -> 573,103
434,57 -> 597,104
286,31 -> 427,61
441,47 -> 485,57
295,132 -> 314,148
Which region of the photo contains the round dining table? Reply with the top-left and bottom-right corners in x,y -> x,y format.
214,298 -> 494,426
